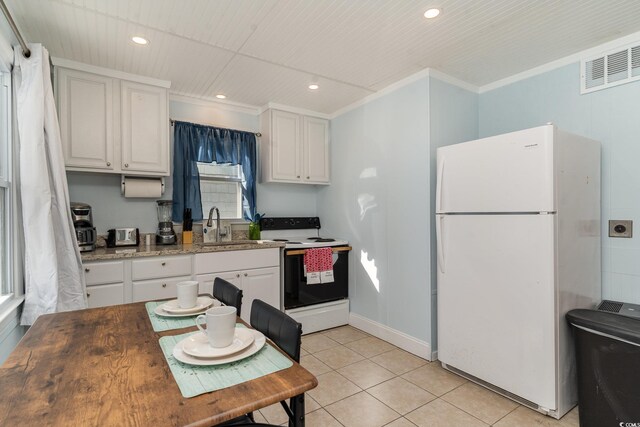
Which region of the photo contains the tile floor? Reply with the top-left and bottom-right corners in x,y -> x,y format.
252,325 -> 580,427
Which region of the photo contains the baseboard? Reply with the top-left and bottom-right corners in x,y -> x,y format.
349,313 -> 433,361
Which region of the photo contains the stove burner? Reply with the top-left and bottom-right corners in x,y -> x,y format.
307,237 -> 335,242
272,239 -> 289,242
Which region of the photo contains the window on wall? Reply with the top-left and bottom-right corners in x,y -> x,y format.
0,71 -> 12,302
197,162 -> 243,220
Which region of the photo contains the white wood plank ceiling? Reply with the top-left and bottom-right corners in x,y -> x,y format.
7,0 -> 640,114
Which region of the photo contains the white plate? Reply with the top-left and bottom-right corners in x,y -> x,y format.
181,327 -> 255,358
154,299 -> 221,318
161,296 -> 217,314
172,330 -> 266,366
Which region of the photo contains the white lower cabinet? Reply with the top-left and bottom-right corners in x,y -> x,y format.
83,260 -> 125,308
195,266 -> 279,322
194,248 -> 281,322
131,255 -> 193,303
86,283 -> 125,309
240,267 -> 280,322
131,255 -> 191,281
81,249 -> 280,311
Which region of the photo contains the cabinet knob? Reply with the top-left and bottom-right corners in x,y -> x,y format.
124,163 -> 129,168
162,283 -> 167,288
161,262 -> 166,266
306,176 -> 310,179
86,293 -> 90,298
297,175 -> 300,178
244,273 -> 248,277
236,274 -> 240,278
106,162 -> 111,167
84,268 -> 90,273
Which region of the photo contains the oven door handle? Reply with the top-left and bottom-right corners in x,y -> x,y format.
285,246 -> 352,256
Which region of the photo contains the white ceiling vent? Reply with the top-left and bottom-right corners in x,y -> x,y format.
582,42 -> 640,94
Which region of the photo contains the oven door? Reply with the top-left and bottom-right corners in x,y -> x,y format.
284,246 -> 349,309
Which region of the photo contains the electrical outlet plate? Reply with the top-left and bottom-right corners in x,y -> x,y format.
609,220 -> 633,238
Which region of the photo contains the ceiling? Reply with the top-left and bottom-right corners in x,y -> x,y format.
7,0 -> 640,114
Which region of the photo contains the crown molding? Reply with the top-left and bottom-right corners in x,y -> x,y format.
330,68 -> 478,119
51,57 -> 171,88
479,29 -> 640,93
259,102 -> 331,119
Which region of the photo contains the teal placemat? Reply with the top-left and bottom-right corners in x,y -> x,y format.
159,329 -> 294,398
145,300 -> 200,332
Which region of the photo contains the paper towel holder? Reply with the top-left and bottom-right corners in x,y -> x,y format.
121,175 -> 165,197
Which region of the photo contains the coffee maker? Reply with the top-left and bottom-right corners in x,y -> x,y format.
70,202 -> 97,252
156,200 -> 176,245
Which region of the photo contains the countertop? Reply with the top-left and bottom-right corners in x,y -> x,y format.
81,240 -> 285,262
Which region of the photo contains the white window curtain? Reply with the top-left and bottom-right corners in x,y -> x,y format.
13,44 -> 86,325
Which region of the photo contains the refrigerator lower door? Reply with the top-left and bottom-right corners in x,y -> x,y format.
437,213 -> 556,410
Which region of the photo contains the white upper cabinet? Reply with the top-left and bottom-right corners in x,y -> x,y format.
56,61 -> 170,176
271,110 -> 301,181
120,81 -> 168,174
261,108 -> 330,184
57,68 -> 114,171
302,116 -> 329,183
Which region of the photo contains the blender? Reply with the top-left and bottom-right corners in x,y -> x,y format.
156,200 -> 176,245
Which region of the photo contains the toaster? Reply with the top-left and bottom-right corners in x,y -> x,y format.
107,228 -> 140,248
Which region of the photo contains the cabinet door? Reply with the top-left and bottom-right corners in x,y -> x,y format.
194,273 -> 241,298
86,283 -> 124,308
121,81 -> 169,174
271,110 -> 301,182
83,261 -> 124,286
240,266 -> 280,322
302,116 -> 330,183
58,68 -> 114,171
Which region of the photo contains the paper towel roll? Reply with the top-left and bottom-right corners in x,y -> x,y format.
123,177 -> 163,198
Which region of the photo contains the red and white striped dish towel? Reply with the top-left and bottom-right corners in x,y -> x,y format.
304,247 -> 335,284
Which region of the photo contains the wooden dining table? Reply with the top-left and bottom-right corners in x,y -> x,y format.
0,300 -> 318,426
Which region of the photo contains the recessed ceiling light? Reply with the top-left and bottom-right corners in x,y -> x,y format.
308,84 -> 319,90
216,94 -> 226,99
131,36 -> 149,45
424,8 -> 440,19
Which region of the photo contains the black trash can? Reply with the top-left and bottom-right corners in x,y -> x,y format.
566,307 -> 640,427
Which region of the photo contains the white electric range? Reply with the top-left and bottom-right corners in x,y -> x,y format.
260,217 -> 351,334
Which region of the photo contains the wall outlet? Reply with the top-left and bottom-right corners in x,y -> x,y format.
609,220 -> 633,238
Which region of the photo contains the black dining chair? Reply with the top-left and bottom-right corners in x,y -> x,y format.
216,299 -> 304,427
213,277 -> 243,314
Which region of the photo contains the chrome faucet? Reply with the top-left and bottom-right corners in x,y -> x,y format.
206,206 -> 221,242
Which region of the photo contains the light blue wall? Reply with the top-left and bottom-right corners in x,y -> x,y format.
480,63 -> 640,304
67,98 -> 318,233
428,77 -> 479,349
319,78 -> 432,343
320,76 -> 477,351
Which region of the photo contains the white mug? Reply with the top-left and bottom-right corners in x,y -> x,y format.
176,281 -> 199,308
196,306 -> 237,348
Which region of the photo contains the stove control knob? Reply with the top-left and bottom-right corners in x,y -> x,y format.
289,219 -> 296,226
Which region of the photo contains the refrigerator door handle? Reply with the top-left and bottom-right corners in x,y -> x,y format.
436,157 -> 445,212
436,214 -> 445,273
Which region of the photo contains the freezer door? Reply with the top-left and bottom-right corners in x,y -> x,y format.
436,125 -> 555,213
437,213 -> 556,410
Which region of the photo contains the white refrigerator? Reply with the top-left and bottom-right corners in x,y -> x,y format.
435,124 -> 601,419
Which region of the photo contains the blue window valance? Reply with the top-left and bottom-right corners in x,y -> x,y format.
172,120 -> 257,222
